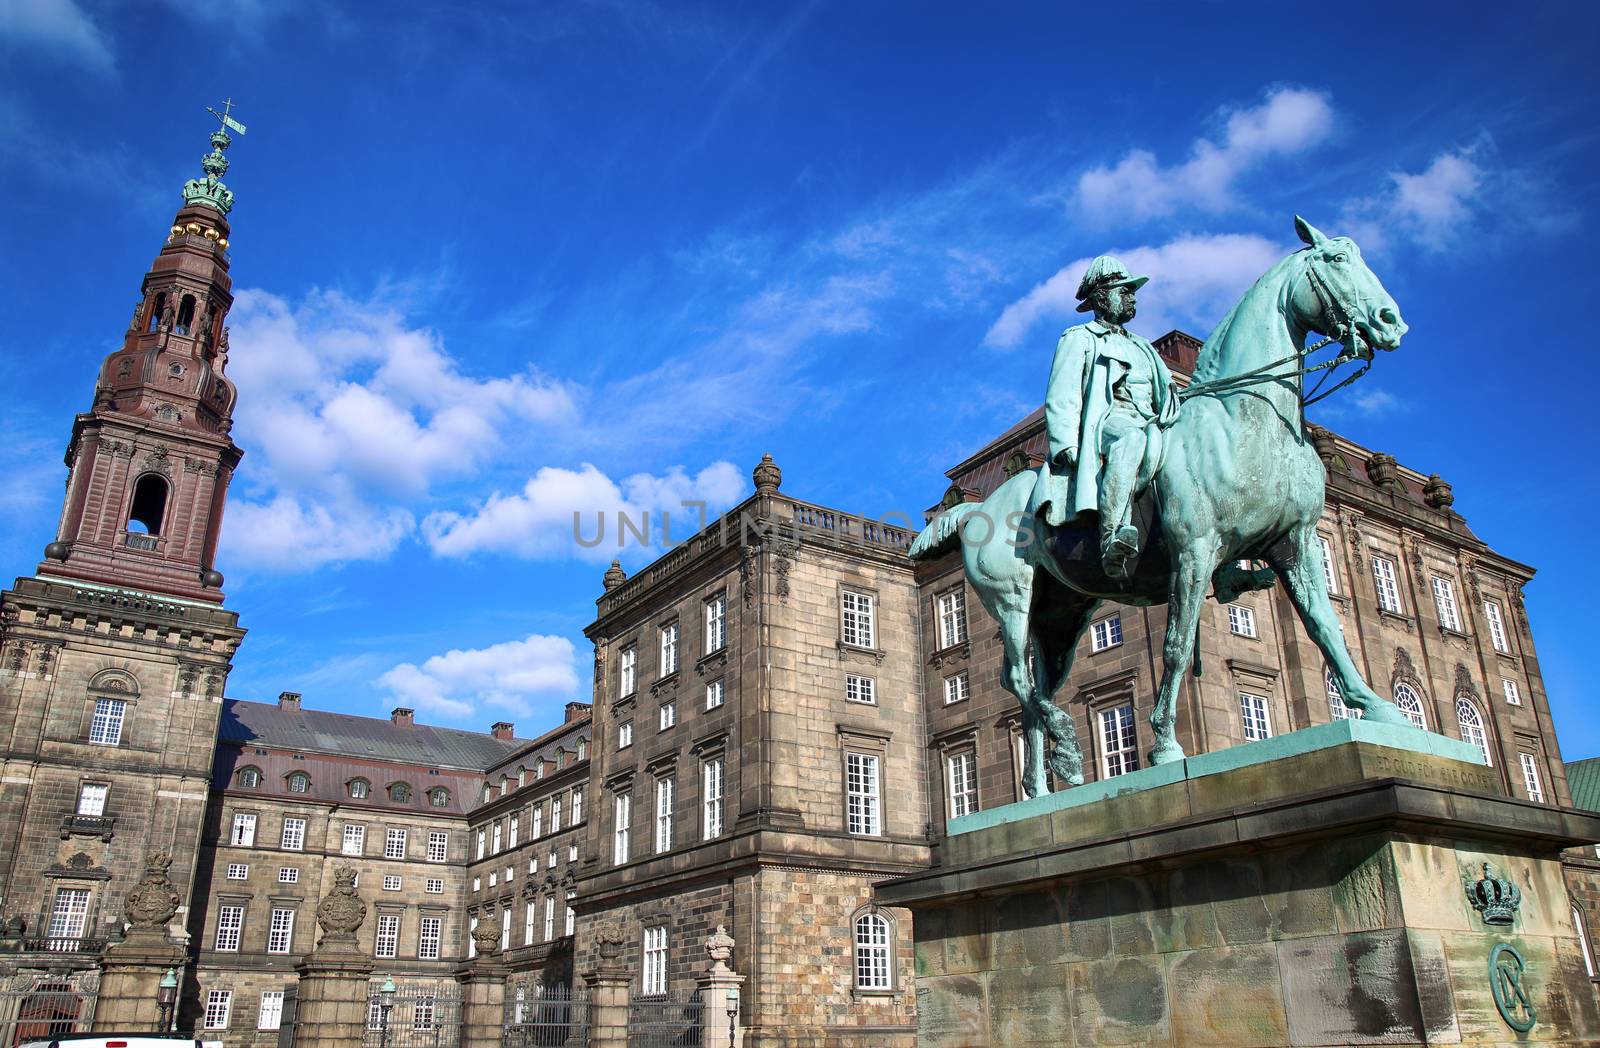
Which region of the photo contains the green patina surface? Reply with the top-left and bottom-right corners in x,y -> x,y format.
1567,756 -> 1600,812
947,720 -> 1484,836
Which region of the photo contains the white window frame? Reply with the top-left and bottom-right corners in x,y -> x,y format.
203,989 -> 232,1030
278,867 -> 299,884
659,701 -> 676,731
342,824 -> 366,856
280,817 -> 306,851
215,905 -> 244,952
425,878 -> 443,894
267,907 -> 295,954
1227,603 -> 1257,638
1431,576 -> 1463,632
531,806 -> 543,839
613,793 -> 631,864
258,991 -> 285,1031
47,887 -> 90,939
1099,704 -> 1139,778
703,758 -> 725,840
382,875 -> 402,892
654,775 -> 675,854
544,896 -> 556,942
1502,678 -> 1522,706
77,783 -> 108,816
1090,614 -> 1123,652
943,671 -> 970,706
659,622 -> 680,677
492,822 -> 503,853
854,912 -> 892,991
226,863 -> 249,881
642,926 -> 668,996
1372,556 -> 1403,613
427,830 -> 448,862
705,677 -> 726,710
841,590 -> 876,649
565,891 -> 577,937
385,828 -> 408,859
1456,697 -> 1492,765
947,750 -> 978,818
374,913 -> 400,959
1394,682 -> 1428,730
845,674 -> 876,705
1317,535 -> 1338,595
937,587 -> 968,649
1484,599 -> 1509,653
509,815 -> 519,848
619,722 -> 634,749
552,797 -> 562,832
1239,692 -> 1272,742
524,900 -> 536,946
705,594 -> 727,654
88,697 -> 126,745
1325,670 -> 1358,721
619,645 -> 637,697
419,916 -> 442,960
231,812 -> 257,847
1520,753 -> 1545,803
845,752 -> 881,836
571,787 -> 584,824
475,829 -> 486,859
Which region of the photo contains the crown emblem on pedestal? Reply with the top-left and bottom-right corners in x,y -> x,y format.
1466,862 -> 1522,925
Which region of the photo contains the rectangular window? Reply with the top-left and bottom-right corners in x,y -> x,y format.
1318,535 -> 1338,595
551,797 -> 562,832
659,622 -> 680,677
489,872 -> 498,888
342,824 -> 365,855
501,906 -> 511,952
425,878 -> 443,894
427,830 -> 448,862
278,867 -> 299,884
47,887 -> 90,939
258,991 -> 285,1031
705,594 -> 727,654
659,702 -> 676,731
937,587 -> 968,649
706,677 -> 725,710
467,916 -> 477,959
620,645 -> 637,697
77,783 -> 108,816
1431,576 -> 1462,631
226,863 -> 249,881
385,828 -> 408,859
215,905 -> 244,951
613,793 -> 631,864
1240,693 -> 1272,741
374,914 -> 399,958
568,843 -> 578,862
642,927 -> 668,996
619,722 -> 633,749
1372,556 -> 1403,613
524,900 -> 536,946
475,829 -> 486,859
846,752 -> 881,836
943,671 -> 970,705
1503,678 -> 1522,706
845,674 -> 876,705
281,817 -> 306,851
492,822 -> 502,853
1520,753 -> 1545,803
571,787 -> 584,824
947,750 -> 978,818
230,813 -> 256,847
1485,600 -> 1509,652
88,697 -> 126,745
703,758 -> 724,839
565,891 -> 576,936
203,989 -> 232,1030
1099,704 -> 1139,778
855,915 -> 892,990
544,896 -> 556,942
1227,604 -> 1257,638
841,591 -> 876,648
267,908 -> 295,954
509,815 -> 518,848
1090,614 -> 1123,652
382,875 -> 401,891
532,806 -> 542,838
654,776 -> 675,853
413,996 -> 436,1032
419,916 -> 442,960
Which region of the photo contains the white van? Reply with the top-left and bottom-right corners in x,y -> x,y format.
17,1036 -> 223,1048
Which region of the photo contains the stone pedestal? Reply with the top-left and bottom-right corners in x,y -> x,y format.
696,926 -> 746,1048
94,927 -> 185,1032
454,957 -> 507,1048
878,720 -> 1600,1047
292,940 -> 374,1048
583,965 -> 631,1048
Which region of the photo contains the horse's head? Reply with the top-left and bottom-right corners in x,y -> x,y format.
1293,215 -> 1406,352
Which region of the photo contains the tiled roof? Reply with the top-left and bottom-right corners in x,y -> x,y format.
219,699 -> 521,771
1568,758 -> 1600,813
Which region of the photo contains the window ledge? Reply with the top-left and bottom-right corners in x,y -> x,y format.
852,988 -> 897,999
929,641 -> 969,667
837,641 -> 887,665
1377,608 -> 1414,631
1438,626 -> 1470,640
1089,640 -> 1123,655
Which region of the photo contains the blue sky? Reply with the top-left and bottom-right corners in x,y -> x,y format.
3,2 -> 1598,756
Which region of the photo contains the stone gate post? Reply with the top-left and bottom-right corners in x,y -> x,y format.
455,918 -> 508,1048
582,927 -> 631,1048
293,866 -> 375,1048
95,851 -> 186,1032
694,925 -> 745,1048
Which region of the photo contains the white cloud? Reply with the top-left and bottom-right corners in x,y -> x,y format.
0,0 -> 113,73
1342,144 -> 1485,253
377,633 -> 580,719
222,495 -> 414,572
423,461 -> 746,561
1076,87 -> 1334,223
985,232 -> 1287,349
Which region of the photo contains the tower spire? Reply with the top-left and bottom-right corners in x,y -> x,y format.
184,99 -> 245,215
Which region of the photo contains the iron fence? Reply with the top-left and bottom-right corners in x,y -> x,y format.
0,971 -> 98,1047
363,982 -> 462,1048
504,984 -> 588,1048
627,995 -> 702,1048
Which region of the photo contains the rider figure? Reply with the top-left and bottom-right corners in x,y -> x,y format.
1028,256 -> 1181,579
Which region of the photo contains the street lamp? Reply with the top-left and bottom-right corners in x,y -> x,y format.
377,976 -> 397,1048
156,968 -> 178,1032
725,986 -> 739,1048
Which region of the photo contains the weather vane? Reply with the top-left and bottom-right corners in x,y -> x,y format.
206,98 -> 247,137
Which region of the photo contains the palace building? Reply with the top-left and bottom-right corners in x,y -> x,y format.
1,128 -> 1594,1048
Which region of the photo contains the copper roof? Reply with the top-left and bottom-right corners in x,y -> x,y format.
220,699 -> 523,771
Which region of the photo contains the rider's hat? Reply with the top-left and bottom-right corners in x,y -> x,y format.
1075,255 -> 1149,312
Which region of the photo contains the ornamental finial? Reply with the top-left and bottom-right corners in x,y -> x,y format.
182,99 -> 246,215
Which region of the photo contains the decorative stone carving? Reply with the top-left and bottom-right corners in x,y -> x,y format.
1365,452 -> 1407,496
739,545 -> 759,608
123,852 -> 181,929
752,453 -> 781,495
602,560 -> 627,591
1465,862 -> 1521,925
1002,450 -> 1031,477
1455,663 -> 1480,699
472,913 -> 502,957
1511,585 -> 1529,631
1305,423 -> 1346,473
596,925 -> 625,963
140,445 -> 172,476
940,484 -> 965,511
772,541 -> 798,605
1392,648 -> 1417,684
1422,473 -> 1455,510
315,866 -> 367,944
704,925 -> 735,974
99,438 -> 133,458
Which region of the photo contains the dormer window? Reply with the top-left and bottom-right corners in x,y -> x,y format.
428,787 -> 450,808
238,767 -> 262,789
286,772 -> 311,794
389,782 -> 412,803
348,778 -> 370,799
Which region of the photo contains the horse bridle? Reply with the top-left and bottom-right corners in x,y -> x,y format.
1178,248 -> 1373,406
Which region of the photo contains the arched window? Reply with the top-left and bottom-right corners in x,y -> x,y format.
389,782 -> 412,803
1325,670 -> 1359,721
429,787 -> 450,808
287,772 -> 311,794
854,911 -> 893,990
1456,698 -> 1492,765
238,767 -> 262,788
175,295 -> 196,335
1393,683 -> 1428,730
148,293 -> 165,333
482,783 -> 494,803
348,778 -> 370,799
127,474 -> 168,536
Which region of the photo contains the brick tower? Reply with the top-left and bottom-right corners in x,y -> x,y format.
0,114 -> 248,975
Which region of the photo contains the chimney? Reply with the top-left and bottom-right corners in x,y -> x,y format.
391,708 -> 414,727
278,691 -> 302,711
565,701 -> 591,724
491,721 -> 515,741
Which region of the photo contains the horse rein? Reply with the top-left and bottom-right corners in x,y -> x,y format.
1177,250 -> 1372,406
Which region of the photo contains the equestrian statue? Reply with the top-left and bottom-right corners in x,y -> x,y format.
910,216 -> 1411,799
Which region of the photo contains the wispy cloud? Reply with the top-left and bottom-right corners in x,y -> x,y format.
378,633 -> 580,719
1076,87 -> 1335,224
0,0 -> 113,73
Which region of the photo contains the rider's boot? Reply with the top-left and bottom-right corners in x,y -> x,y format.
1101,525 -> 1140,579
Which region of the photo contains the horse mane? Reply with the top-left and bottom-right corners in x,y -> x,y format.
1190,248 -> 1308,384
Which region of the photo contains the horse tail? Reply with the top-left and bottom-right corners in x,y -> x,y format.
908,503 -> 983,561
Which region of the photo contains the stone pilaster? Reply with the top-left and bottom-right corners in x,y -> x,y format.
95,927 -> 186,1032
453,957 -> 508,1048
694,926 -> 744,1048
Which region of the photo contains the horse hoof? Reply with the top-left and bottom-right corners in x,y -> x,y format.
1067,773 -> 1085,787
1359,700 -> 1413,728
1150,740 -> 1187,765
